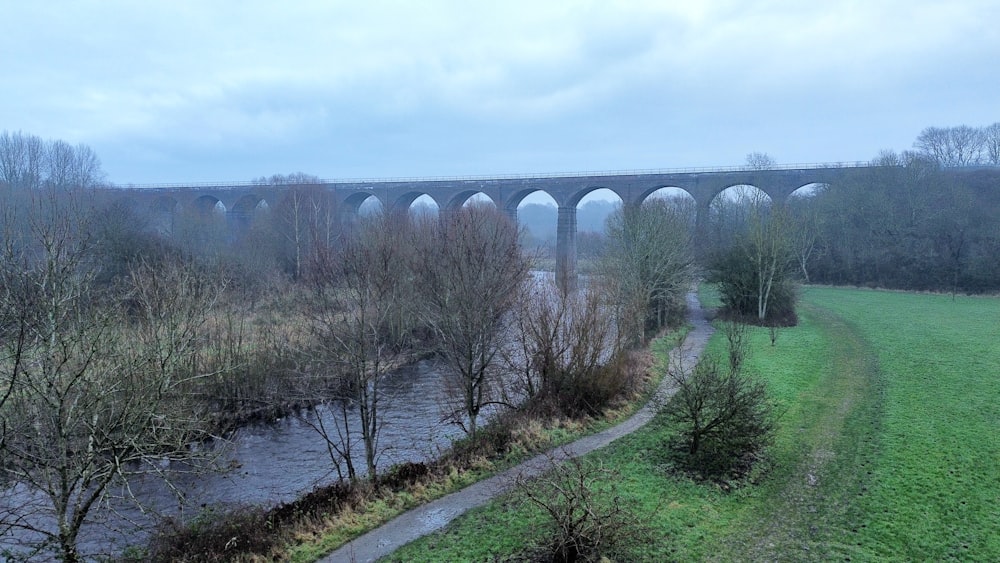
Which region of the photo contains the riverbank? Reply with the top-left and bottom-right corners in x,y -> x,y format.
139,297 -> 703,562
320,291 -> 713,562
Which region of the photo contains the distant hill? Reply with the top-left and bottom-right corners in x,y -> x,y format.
516,200 -> 619,242
517,203 -> 557,242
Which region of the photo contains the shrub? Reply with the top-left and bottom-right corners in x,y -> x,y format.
710,240 -> 798,326
143,480 -> 364,562
661,323 -> 777,480
515,455 -> 650,562
508,279 -> 639,419
537,351 -> 635,418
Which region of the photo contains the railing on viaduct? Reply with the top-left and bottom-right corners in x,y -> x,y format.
116,162 -> 883,289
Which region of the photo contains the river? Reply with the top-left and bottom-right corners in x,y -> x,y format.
1,358 -> 466,559
3,272 -> 559,559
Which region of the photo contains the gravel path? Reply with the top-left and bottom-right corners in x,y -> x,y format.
320,292 -> 713,563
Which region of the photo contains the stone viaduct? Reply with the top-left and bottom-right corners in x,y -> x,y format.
118,164 -> 869,289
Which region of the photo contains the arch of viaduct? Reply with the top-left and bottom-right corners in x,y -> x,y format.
122,165 -> 868,289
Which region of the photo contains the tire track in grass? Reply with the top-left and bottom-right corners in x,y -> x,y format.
728,302 -> 885,561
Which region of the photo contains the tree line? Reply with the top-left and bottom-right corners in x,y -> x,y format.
0,131 -> 105,192
705,129 -> 1000,298
913,123 -> 1000,167
796,150 -> 1000,293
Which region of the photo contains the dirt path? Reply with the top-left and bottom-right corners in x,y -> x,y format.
724,303 -> 882,561
319,292 -> 714,563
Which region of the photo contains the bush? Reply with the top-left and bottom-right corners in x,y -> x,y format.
534,351 -> 635,418
710,241 -> 798,326
661,323 -> 777,480
143,506 -> 276,562
515,455 -> 650,562
143,480 -> 364,562
508,279 -> 640,419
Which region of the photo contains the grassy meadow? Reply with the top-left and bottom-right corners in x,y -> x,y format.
384,286 -> 1000,561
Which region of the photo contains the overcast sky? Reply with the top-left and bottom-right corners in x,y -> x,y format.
2,1 -> 998,185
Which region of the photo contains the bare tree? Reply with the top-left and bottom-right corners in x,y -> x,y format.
0,130 -> 45,191
787,195 -> 822,283
712,189 -> 798,324
415,204 -> 530,435
951,125 -> 985,166
306,213 -> 411,482
262,174 -> 339,280
0,202 -> 30,546
598,199 -> 694,346
0,132 -> 106,194
984,122 -> 1000,165
0,191 -> 223,561
915,126 -> 952,166
743,151 -> 776,171
128,257 -> 227,400
915,125 -> 985,166
706,188 -> 753,251
502,276 -> 622,416
747,193 -> 795,322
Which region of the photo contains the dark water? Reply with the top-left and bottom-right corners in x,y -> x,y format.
187,358 -> 461,507
3,272 -> 559,559
1,359 -> 464,559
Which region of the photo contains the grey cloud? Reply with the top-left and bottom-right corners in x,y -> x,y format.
2,1 -> 998,183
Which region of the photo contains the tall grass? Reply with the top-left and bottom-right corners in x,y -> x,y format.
168,289 -> 317,433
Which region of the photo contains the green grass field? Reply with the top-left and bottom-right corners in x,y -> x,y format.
805,288 -> 1000,561
384,287 -> 1000,562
